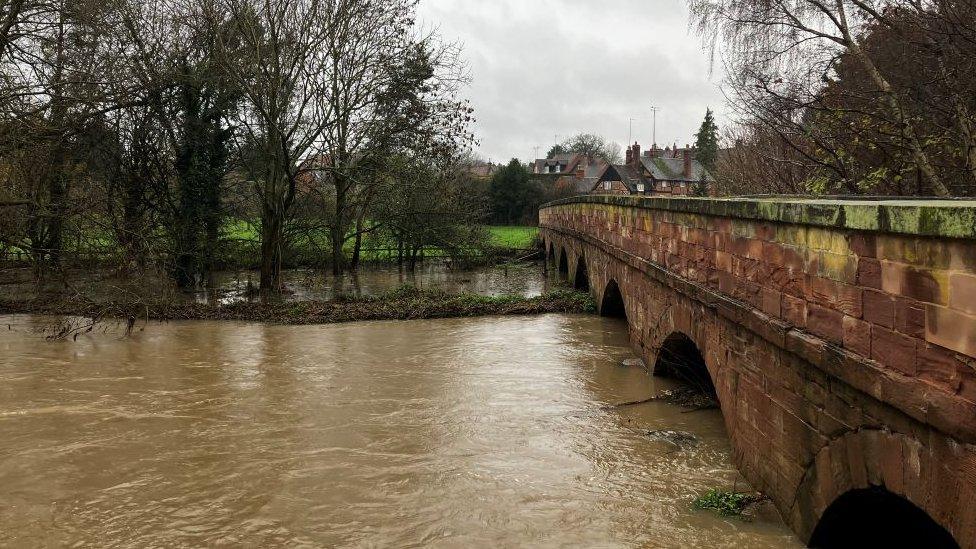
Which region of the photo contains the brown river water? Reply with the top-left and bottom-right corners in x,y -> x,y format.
0,313 -> 801,548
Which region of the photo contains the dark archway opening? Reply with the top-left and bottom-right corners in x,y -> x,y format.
809,487 -> 958,549
558,249 -> 569,279
600,279 -> 626,319
653,332 -> 716,398
547,243 -> 555,265
574,256 -> 589,291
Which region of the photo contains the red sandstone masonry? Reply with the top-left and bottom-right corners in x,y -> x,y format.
541,196 -> 976,547
541,199 -> 976,374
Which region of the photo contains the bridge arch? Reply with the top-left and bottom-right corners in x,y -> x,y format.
558,248 -> 569,279
810,487 -> 958,548
652,332 -> 716,398
792,428 -> 969,547
599,279 -> 626,319
547,241 -> 555,265
573,254 -> 589,292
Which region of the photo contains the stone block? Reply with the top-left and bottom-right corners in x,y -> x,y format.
881,261 -> 949,306
843,315 -> 872,358
872,325 -> 918,376
818,251 -> 858,284
732,236 -> 764,260
782,294 -> 808,328
863,290 -> 896,328
878,235 -> 918,263
916,239 -> 976,270
761,240 -> 785,265
807,276 -> 863,318
848,232 -> 877,258
895,298 -> 926,339
916,341 -> 964,392
856,257 -> 883,289
762,288 -> 783,318
926,305 -> 976,359
808,304 -> 845,344
950,272 -> 976,316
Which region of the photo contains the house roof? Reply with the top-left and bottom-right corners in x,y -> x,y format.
594,164 -> 649,193
640,155 -> 712,182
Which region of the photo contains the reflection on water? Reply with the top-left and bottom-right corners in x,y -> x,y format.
0,314 -> 800,547
0,262 -> 551,304
201,262 -> 550,304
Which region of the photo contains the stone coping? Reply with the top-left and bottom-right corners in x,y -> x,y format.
541,195 -> 976,239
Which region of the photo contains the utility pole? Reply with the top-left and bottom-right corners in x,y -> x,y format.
629,118 -> 636,145
650,105 -> 660,146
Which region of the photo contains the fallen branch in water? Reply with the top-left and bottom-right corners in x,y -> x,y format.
606,387 -> 718,410
607,396 -> 660,408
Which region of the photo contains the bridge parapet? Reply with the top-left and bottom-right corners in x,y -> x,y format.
541,195 -> 976,545
542,195 -> 976,387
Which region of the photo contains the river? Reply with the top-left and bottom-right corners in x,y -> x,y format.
0,313 -> 800,547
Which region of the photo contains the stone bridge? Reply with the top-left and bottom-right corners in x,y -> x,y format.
541,195 -> 976,548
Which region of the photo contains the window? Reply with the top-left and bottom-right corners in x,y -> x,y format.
603,181 -> 612,191
636,183 -> 644,193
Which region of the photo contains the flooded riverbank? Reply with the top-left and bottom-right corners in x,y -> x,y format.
0,314 -> 800,547
0,262 -> 550,305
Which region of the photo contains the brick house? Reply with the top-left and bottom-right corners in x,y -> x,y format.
553,158 -> 608,194
532,153 -> 587,175
589,142 -> 713,196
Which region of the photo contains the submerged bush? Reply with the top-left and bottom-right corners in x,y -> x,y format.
693,489 -> 761,517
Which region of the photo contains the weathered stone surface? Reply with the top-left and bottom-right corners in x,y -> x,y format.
541,195 -> 976,548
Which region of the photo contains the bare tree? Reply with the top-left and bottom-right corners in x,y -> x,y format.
691,0 -> 976,196
315,0 -> 474,275
210,0 -> 333,291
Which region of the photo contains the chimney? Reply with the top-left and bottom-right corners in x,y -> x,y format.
625,146 -> 633,166
632,142 -> 641,168
683,144 -> 693,179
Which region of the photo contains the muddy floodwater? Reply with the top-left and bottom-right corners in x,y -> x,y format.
0,314 -> 800,548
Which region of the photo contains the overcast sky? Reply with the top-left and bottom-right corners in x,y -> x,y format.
416,0 -> 730,164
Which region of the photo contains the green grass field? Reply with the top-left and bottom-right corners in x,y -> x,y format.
488,226 -> 538,249
1,223 -> 540,263
225,222 -> 537,251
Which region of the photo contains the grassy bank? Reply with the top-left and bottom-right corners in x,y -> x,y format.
2,224 -> 540,267
488,226 -> 538,249
0,286 -> 594,328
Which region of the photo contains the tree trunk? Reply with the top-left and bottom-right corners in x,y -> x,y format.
331,174 -> 347,276
351,215 -> 364,270
407,245 -> 419,272
259,208 -> 283,292
119,171 -> 146,276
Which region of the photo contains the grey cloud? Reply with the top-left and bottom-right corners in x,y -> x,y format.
418,0 -> 729,163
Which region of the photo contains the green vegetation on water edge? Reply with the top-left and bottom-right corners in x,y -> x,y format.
692,489 -> 762,517
0,285 -> 595,328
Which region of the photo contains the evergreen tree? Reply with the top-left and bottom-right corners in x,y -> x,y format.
489,159 -> 540,224
693,108 -> 719,196
695,108 -> 719,173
